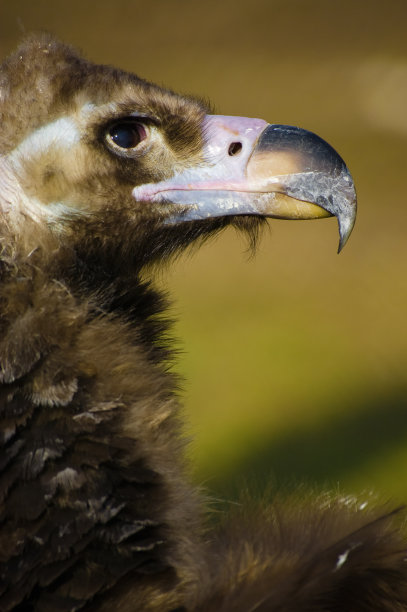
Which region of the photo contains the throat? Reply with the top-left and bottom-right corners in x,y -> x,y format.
68,249 -> 173,366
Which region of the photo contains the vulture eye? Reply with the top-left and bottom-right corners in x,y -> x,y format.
105,120 -> 147,153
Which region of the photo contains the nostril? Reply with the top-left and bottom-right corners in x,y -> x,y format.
228,141 -> 243,156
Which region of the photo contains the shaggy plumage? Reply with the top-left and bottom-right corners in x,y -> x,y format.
0,34 -> 406,611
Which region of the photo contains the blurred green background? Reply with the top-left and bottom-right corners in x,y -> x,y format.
2,0 -> 407,502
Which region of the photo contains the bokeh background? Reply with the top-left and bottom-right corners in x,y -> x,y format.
2,0 -> 407,502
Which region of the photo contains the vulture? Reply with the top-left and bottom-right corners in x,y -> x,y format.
1,33 -> 407,611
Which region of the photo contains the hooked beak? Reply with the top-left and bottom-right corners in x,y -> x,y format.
133,115 -> 357,252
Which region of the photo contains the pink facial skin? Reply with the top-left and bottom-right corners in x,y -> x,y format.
132,115 -> 269,201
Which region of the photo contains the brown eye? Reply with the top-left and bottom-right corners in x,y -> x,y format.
106,121 -> 147,150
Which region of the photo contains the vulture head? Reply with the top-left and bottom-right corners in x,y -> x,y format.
1,34 -> 406,612
0,33 -> 355,274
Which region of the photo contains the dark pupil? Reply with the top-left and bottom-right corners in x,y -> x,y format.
110,124 -> 140,148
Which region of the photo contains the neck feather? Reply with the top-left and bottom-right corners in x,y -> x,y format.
0,223 -> 201,610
